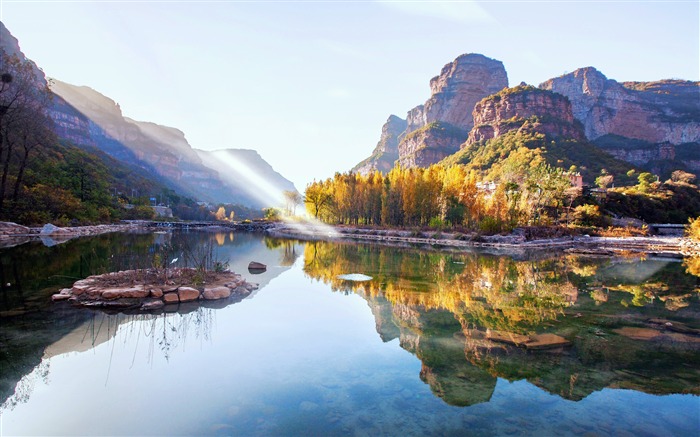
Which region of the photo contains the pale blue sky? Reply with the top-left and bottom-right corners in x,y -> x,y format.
1,1 -> 698,190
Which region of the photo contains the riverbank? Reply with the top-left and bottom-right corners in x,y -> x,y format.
266,222 -> 699,258
1,220 -> 697,257
0,221 -> 151,248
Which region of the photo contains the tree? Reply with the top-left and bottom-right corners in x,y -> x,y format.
215,206 -> 226,221
0,53 -> 53,210
637,172 -> 656,192
595,173 -> 614,190
304,183 -> 333,219
283,190 -> 303,216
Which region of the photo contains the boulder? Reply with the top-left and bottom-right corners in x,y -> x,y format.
150,287 -> 164,298
202,286 -> 231,300
101,286 -> 148,300
163,292 -> 179,304
178,287 -> 200,302
248,261 -> 266,271
40,223 -> 71,235
51,293 -> 71,301
0,221 -> 31,235
141,299 -> 165,310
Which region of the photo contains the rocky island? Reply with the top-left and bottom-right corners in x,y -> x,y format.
51,267 -> 259,311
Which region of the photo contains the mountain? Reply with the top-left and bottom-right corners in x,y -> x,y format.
540,67 -> 700,144
355,54 -> 508,173
196,148 -> 298,207
352,115 -> 406,174
49,80 -> 298,207
540,68 -> 700,175
442,85 -> 635,182
355,54 -> 699,180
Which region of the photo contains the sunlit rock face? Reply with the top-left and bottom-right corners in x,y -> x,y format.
420,53 -> 509,133
355,53 -> 508,172
397,122 -> 466,168
540,67 -> 700,144
464,85 -> 586,147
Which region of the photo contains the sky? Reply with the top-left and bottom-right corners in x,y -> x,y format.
0,0 -> 698,191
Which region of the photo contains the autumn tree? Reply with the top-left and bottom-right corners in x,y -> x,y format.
0,52 -> 53,210
304,182 -> 333,219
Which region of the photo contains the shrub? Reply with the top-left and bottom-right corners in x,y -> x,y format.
686,217 -> 700,242
479,216 -> 502,234
573,204 -> 610,227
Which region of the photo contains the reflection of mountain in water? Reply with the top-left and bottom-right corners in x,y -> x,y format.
0,231 -> 302,407
303,240 -> 700,406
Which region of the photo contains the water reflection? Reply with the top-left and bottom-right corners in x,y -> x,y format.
1,234 -> 698,435
0,231 -> 303,408
303,240 -> 700,404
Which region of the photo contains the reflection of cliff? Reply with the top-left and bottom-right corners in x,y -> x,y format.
303,240 -> 700,403
0,232 -> 301,409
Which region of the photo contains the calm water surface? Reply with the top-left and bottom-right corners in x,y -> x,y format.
0,231 -> 698,436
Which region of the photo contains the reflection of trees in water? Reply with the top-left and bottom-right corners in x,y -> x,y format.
0,307 -> 216,412
264,237 -> 301,266
1,360 -> 50,412
82,308 -> 216,364
302,241 -> 700,403
303,241 -> 577,333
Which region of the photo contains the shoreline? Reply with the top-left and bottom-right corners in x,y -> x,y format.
266,223 -> 699,258
1,220 -> 697,257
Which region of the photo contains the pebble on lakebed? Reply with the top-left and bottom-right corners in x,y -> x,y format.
51,267 -> 258,311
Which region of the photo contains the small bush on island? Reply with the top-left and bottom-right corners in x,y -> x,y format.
687,217 -> 700,242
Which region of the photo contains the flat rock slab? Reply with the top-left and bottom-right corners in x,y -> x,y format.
486,330 -> 530,346
614,327 -> 663,340
525,333 -> 571,350
101,286 -> 148,300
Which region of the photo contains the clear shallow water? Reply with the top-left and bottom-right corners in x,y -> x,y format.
0,232 -> 698,436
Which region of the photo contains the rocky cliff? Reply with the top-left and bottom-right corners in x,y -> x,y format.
540,67 -> 700,145
355,53 -> 508,172
465,85 -> 585,146
353,115 -> 407,175
398,122 -> 467,168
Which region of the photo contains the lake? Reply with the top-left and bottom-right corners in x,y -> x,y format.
1,231 -> 698,436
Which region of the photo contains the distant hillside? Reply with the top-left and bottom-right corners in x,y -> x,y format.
197,149 -> 298,208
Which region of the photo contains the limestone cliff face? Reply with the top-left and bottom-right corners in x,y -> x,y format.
540,67 -> 700,144
466,85 -> 585,146
352,115 -> 407,175
422,54 -> 509,133
50,80 -> 196,184
355,53 -> 508,172
398,122 -> 466,168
